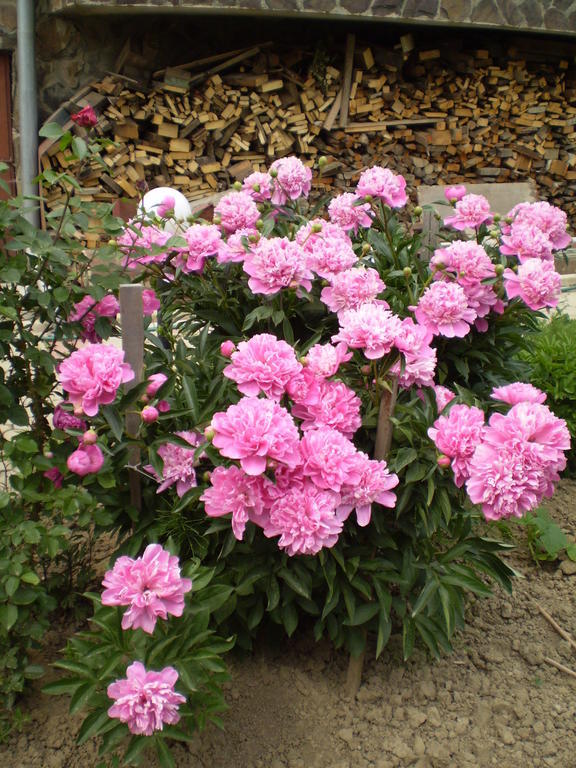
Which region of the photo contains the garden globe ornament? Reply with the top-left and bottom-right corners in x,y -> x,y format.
138,186 -> 192,233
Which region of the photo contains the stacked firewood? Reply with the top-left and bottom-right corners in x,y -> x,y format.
39,34 -> 576,220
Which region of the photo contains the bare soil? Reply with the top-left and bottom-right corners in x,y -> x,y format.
3,480 -> 576,768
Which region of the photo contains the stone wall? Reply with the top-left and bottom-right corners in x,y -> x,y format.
41,0 -> 576,37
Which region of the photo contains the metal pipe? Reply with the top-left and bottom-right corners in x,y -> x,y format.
16,0 -> 39,226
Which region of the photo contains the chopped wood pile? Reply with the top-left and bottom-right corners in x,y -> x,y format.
39,33 -> 576,221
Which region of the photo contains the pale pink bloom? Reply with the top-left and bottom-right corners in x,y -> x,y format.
413,282 -> 477,338
285,367 -> 323,406
491,382 -> 547,405
431,241 -> 495,284
243,236 -> 313,295
201,465 -> 272,540
220,340 -> 236,358
210,396 -> 301,476
217,227 -> 257,264
293,379 -> 362,438
338,453 -> 399,526
356,166 -> 407,208
215,191 -> 260,233
305,342 -> 352,378
262,482 -> 345,555
433,385 -> 456,413
428,404 -> 486,487
504,258 -> 561,311
328,192 -> 373,233
503,201 -> 571,252
58,344 -> 134,417
67,444 -> 104,476
332,303 -> 403,360
269,156 -> 312,205
444,185 -> 467,202
118,222 -> 172,268
500,221 -> 555,263
300,427 -> 363,492
69,294 -> 120,343
487,402 -> 570,465
242,171 -> 273,202
321,267 -> 386,314
296,220 -> 357,279
146,373 -> 168,397
157,195 -> 175,218
141,405 -> 159,423
53,403 -> 86,432
173,224 -> 221,273
443,193 -> 492,230
44,467 -> 63,488
223,333 -> 302,400
150,431 -> 202,497
101,544 -> 192,634
392,317 -> 437,388
463,281 -> 503,323
107,662 -> 186,736
142,289 -> 160,316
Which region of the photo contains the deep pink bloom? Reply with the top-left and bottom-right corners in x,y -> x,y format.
332,303 -> 403,360
157,195 -> 175,218
488,402 -> 570,463
296,220 -> 357,279
71,105 -> 97,127
305,342 -> 352,378
285,367 -> 323,407
431,241 -> 495,284
262,482 -> 345,555
444,185 -> 467,202
173,224 -> 221,273
102,544 -> 192,634
157,399 -> 171,413
292,379 -> 362,438
413,282 -> 477,338
491,382 -> 547,405
338,453 -> 399,526
53,403 -> 86,432
242,172 -> 273,202
58,344 -> 134,417
300,427 -> 362,492
321,267 -> 386,315
428,404 -> 486,487
201,465 -> 272,540
223,333 -> 302,400
142,289 -> 160,316
210,397 -> 301,476
392,317 -> 437,388
67,444 -> 104,476
444,194 -> 492,230
220,340 -> 236,358
217,227 -> 258,264
433,385 -> 456,413
118,222 -> 172,268
146,373 -> 168,397
44,467 -> 64,488
503,258 -> 561,311
107,662 -> 185,736
328,193 -> 373,233
150,431 -> 202,497
141,406 -> 159,423
214,191 -> 260,233
69,294 -> 120,343
356,166 -> 407,208
269,157 -> 312,205
243,236 -> 313,295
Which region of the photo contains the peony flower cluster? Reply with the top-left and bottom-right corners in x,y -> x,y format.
328,192 -> 373,233
173,223 -> 221,273
223,334 -> 302,400
58,343 -> 134,417
102,543 -> 192,634
243,236 -> 313,295
503,258 -> 561,311
107,662 -> 185,736
242,171 -> 273,202
147,431 -> 203,497
356,166 -> 407,208
413,281 -> 477,338
118,222 -> 172,268
392,318 -> 437,389
501,201 -> 571,260
214,190 -> 261,233
332,303 -> 403,360
269,156 -> 312,204
321,267 -> 386,315
296,220 -> 357,278
428,404 -> 486,487
444,193 -> 492,230
69,294 -> 120,343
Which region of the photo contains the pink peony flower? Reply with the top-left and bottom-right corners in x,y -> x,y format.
214,191 -> 260,233
300,427 -> 362,492
338,453 -> 399,526
305,342 -> 352,378
413,282 -> 477,338
269,157 -> 312,205
295,220 -> 357,279
157,195 -> 175,218
102,544 -> 192,634
292,379 -> 362,438
500,221 -> 555,263
107,662 -> 186,736
67,444 -> 104,476
503,258 -> 561,311
243,236 -> 313,295
503,201 -> 571,252
491,382 -> 547,405
201,465 -> 272,540
328,192 -> 373,233
444,185 -> 467,202
262,481 -> 345,555
488,402 -> 570,464
210,397 -> 301,476
285,367 -> 323,407
53,403 -> 86,432
242,171 -> 273,202
44,467 -> 64,488
217,227 -> 258,264
431,241 -> 495,284
220,340 -> 236,358
332,303 -> 403,360
223,333 -> 302,400
356,166 -> 407,208
173,223 -> 221,273
320,267 -> 386,315
142,289 -> 160,316
146,373 -> 168,397
392,317 -> 437,389
428,404 -> 486,487
69,294 -> 120,343
71,105 -> 98,127
118,222 -> 172,268
433,385 -> 456,413
58,344 -> 134,417
150,431 -> 202,497
443,193 -> 492,230
141,405 -> 159,423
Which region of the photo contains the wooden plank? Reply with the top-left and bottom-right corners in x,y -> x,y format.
339,34 -> 356,129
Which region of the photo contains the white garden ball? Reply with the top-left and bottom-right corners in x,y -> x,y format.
138,187 -> 192,233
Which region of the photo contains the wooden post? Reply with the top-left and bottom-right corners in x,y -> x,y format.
345,377 -> 399,698
120,284 -> 144,514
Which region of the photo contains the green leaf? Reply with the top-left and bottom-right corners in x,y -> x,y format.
392,447 -> 418,473
266,576 -> 280,612
39,122 -> 65,139
43,677 -> 85,696
4,575 -> 19,597
0,603 -> 17,631
100,405 -> 124,441
71,136 -> 88,160
566,543 -> 576,562
411,578 -> 439,618
69,681 -> 98,714
539,523 -> 567,558
277,567 -> 311,599
281,602 -> 298,637
376,607 -> 392,658
77,709 -> 112,746
156,738 -> 176,768
123,735 -> 148,764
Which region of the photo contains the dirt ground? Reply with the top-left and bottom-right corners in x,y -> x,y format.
3,480 -> 576,768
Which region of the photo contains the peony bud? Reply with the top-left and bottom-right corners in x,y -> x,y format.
141,406 -> 159,423
494,264 -> 505,277
146,373 -> 168,397
204,426 -> 215,441
311,222 -> 323,233
220,340 -> 236,358
82,429 -> 98,445
413,205 -> 423,217
318,155 -> 328,168
157,400 -> 171,413
403,267 -> 412,278
437,455 -> 451,469
233,181 -> 242,191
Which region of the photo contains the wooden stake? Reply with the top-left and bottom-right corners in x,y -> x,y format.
339,34 -> 355,129
544,657 -> 576,681
345,378 -> 399,698
120,284 -> 144,514
536,603 -> 576,654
